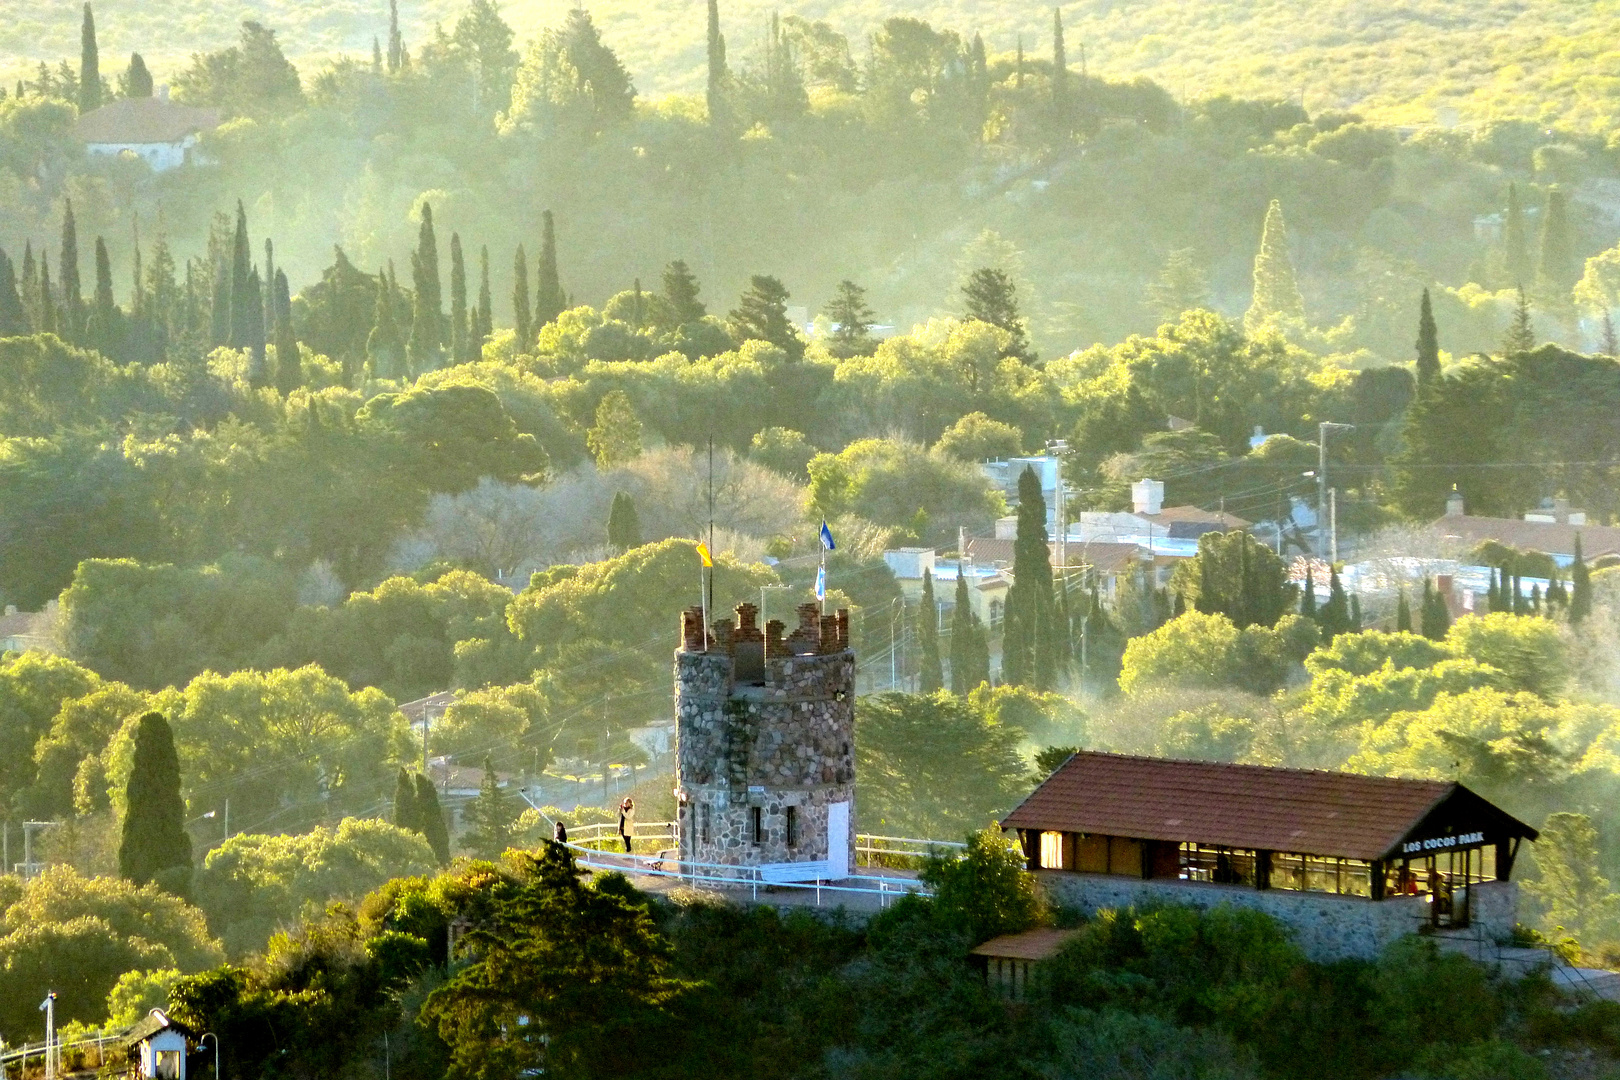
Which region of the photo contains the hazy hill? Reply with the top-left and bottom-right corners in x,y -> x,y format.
6,0 -> 1620,134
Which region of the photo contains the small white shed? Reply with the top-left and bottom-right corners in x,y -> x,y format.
125,1008 -> 194,1080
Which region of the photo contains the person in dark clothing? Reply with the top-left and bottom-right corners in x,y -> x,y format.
553,819 -> 568,844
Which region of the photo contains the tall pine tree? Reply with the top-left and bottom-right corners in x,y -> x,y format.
87,235 -> 117,357
393,767 -> 421,833
0,249 -> 25,336
228,201 -> 252,348
1002,466 -> 1056,689
949,570 -> 990,694
273,269 -> 300,394
475,244 -> 493,348
118,713 -> 192,892
1570,534 -> 1592,625
1050,8 -> 1068,123
1504,183 -> 1532,287
1245,198 -> 1305,331
1421,578 -> 1452,639
535,210 -> 565,328
512,243 -> 532,349
366,269 -> 405,378
1503,286 -> 1535,354
414,773 -> 452,865
706,0 -> 730,128
464,756 -> 514,859
961,267 -> 1031,361
244,266 -> 268,387
1415,287 -> 1440,386
606,490 -> 641,551
1538,186 -> 1576,292
918,569 -> 944,692
1317,566 -> 1351,638
449,232 -> 469,364
79,3 -> 102,114
1396,588 -> 1412,632
663,260 -> 705,323
387,0 -> 404,72
60,200 -> 83,338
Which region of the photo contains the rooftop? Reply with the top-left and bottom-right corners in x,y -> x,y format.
1003,751 -> 1537,862
1432,514 -> 1620,561
75,97 -> 221,145
971,927 -> 1081,962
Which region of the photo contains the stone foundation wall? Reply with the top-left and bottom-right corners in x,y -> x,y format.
679,784 -> 854,865
1037,872 -> 1519,962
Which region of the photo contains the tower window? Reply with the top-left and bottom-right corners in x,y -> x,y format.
786,806 -> 798,847
751,806 -> 763,845
700,803 -> 711,844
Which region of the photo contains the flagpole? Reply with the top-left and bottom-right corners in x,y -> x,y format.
707,436 -> 715,629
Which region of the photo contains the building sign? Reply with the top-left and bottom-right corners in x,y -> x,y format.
1402,831 -> 1485,855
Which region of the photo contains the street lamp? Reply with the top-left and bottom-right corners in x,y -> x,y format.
1316,423 -> 1354,559
200,1031 -> 220,1079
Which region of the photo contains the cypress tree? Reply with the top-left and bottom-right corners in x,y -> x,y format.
1015,36 -> 1025,90
1245,198 -> 1305,331
1503,286 -> 1535,354
1415,287 -> 1440,386
1002,466 -> 1055,689
1350,594 -> 1362,631
1396,588 -> 1412,632
413,772 -> 452,865
124,52 -> 153,97
1300,566 -> 1316,617
0,249 -> 24,336
406,252 -> 437,374
606,490 -> 641,551
1570,534 -> 1592,624
1487,566 -> 1501,613
1318,566 -> 1350,638
475,244 -> 493,348
950,571 -> 974,694
512,244 -> 531,350
87,235 -> 116,356
1602,312 -> 1619,359
1530,583 -> 1542,614
79,3 -> 102,114
387,0 -> 404,72
961,267 -> 1031,361
416,202 -> 442,349
464,756 -> 513,859
449,232 -> 469,364
373,37 -> 383,73
1050,8 -> 1068,121
20,242 -> 37,329
1423,578 -> 1452,639
706,0 -> 730,128
209,256 -> 228,347
1538,186 -> 1576,292
244,266 -> 268,387
273,269 -> 300,395
60,199 -> 82,337
393,767 -> 420,833
38,254 -> 56,336
1504,182 -> 1532,287
1512,573 -> 1528,616
663,260 -> 705,323
366,270 -> 405,378
918,569 -> 944,693
228,201 -> 252,348
118,712 -> 192,891
263,238 -> 275,320
535,210 -> 565,328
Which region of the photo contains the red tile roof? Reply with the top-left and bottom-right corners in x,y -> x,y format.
1431,515 -> 1620,560
75,98 -> 220,145
1003,751 -> 1534,862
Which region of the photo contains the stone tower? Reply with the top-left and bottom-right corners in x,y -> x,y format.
675,601 -> 855,875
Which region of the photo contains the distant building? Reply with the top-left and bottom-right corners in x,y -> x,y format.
1074,479 -> 1250,546
1005,751 -> 1538,962
1433,492 -> 1620,564
0,602 -> 55,654
124,1009 -> 195,1080
74,90 -> 221,171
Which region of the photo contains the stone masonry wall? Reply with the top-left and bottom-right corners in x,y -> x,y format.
1037,872 -> 1520,962
675,604 -> 856,868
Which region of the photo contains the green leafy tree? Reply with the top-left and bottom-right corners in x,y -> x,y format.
78,3 -> 102,113
415,772 -> 452,865
586,389 -> 643,468
1244,198 -> 1305,331
506,8 -> 636,133
535,210 -> 565,329
1415,287 -> 1440,386
1524,813 -> 1620,947
1504,182 -> 1532,287
1537,186 -> 1577,293
1144,248 -> 1211,324
172,20 -> 303,117
464,755 -> 515,859
422,845 -> 694,1080
748,427 -> 815,479
121,52 -> 153,97
1502,286 -> 1535,354
729,274 -> 803,361
663,260 -> 706,324
961,267 -> 1031,361
855,691 -> 1029,837
118,712 -> 193,893
921,825 -> 1040,946
1171,529 -> 1295,629
934,412 -> 1022,462
1119,610 -> 1318,696
918,569 -> 944,693
824,279 -> 875,357
1001,466 -> 1056,689
606,490 -> 642,552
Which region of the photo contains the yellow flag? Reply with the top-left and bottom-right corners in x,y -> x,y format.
695,542 -> 713,567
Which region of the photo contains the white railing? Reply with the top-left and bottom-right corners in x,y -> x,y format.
856,833 -> 966,868
0,1032 -> 124,1074
549,820 -> 941,906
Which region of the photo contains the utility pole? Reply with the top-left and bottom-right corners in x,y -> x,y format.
39,992 -> 55,1080
1329,488 -> 1339,564
1317,422 -> 1354,557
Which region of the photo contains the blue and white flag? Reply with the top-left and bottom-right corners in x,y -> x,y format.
815,564 -> 826,601
819,521 -> 837,551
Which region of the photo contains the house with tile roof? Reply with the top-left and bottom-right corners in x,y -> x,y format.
74,91 -> 221,171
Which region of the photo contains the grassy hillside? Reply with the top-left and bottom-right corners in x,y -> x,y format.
7,0 -> 1620,134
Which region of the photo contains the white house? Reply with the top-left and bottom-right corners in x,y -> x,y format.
74,91 -> 221,172
124,1008 -> 194,1080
